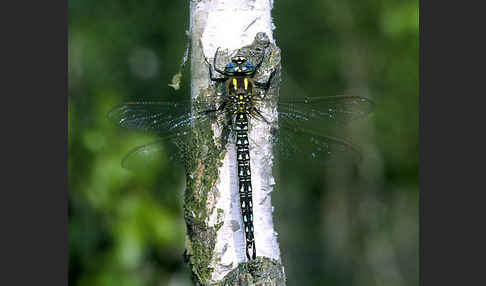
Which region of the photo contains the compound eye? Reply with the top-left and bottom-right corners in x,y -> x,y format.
225,62 -> 236,72
244,62 -> 254,72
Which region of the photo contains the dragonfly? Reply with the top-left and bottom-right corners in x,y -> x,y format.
108,48 -> 374,261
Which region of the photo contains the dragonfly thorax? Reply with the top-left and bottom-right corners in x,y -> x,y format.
228,77 -> 254,114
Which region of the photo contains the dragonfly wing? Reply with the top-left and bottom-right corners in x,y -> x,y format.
120,135 -> 190,171
108,101 -> 220,136
109,101 -> 227,171
271,94 -> 372,165
278,95 -> 374,126
274,121 -> 362,165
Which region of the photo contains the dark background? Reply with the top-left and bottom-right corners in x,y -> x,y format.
68,0 -> 418,285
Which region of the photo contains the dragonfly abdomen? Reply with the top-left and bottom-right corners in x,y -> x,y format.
235,112 -> 255,260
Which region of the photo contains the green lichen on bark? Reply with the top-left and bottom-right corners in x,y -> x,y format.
209,257 -> 286,286
183,87 -> 228,283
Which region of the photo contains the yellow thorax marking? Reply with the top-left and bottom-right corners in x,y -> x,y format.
244,78 -> 248,90
232,78 -> 237,91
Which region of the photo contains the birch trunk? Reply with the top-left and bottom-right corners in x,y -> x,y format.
183,0 -> 286,285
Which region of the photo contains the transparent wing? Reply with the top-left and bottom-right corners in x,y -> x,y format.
108,101 -> 198,135
271,95 -> 373,164
278,95 -> 374,126
273,122 -> 362,166
120,137 -> 188,171
109,100 -> 225,171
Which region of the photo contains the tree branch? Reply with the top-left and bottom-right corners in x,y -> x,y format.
184,0 -> 285,284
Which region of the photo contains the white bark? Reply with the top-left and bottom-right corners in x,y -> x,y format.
189,0 -> 281,283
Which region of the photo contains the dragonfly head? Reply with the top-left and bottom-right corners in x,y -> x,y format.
232,55 -> 247,64
224,55 -> 254,75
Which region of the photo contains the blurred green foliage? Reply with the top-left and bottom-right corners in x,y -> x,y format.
69,0 -> 418,285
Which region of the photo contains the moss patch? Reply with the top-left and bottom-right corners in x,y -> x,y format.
209,257 -> 286,286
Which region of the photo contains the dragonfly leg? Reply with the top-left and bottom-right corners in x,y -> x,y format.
195,102 -> 227,120
202,47 -> 227,82
212,47 -> 227,76
250,107 -> 271,125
